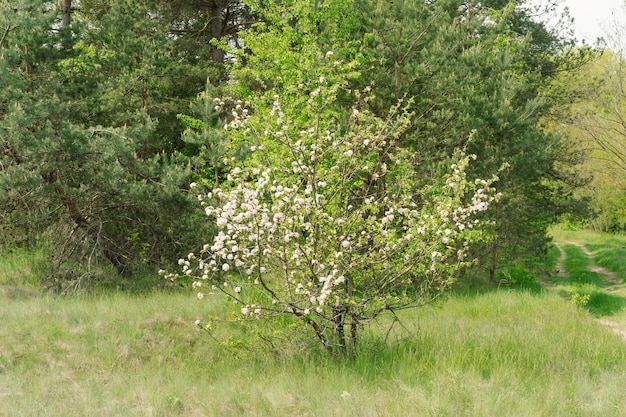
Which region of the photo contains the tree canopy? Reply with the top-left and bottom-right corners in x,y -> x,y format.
0,0 -> 592,298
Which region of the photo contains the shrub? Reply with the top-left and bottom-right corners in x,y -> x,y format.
166,75 -> 500,354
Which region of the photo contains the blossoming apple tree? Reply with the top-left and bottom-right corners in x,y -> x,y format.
166,59 -> 500,354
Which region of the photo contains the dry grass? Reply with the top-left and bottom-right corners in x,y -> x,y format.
1,248 -> 626,416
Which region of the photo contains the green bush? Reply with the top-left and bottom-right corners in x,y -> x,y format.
498,266 -> 542,292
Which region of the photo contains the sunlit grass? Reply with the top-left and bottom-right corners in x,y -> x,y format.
550,225 -> 626,247
549,227 -> 626,326
1,250 -> 626,416
561,245 -> 604,286
594,246 -> 626,277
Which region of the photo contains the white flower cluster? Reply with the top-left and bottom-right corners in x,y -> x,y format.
166,93 -> 500,332
224,100 -> 250,131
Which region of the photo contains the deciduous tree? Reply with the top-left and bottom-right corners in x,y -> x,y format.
169,59 -> 500,355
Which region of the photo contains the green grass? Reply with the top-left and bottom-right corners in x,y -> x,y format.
594,246 -> 626,276
549,227 -> 626,320
0,248 -> 43,284
544,244 -> 561,272
553,226 -> 626,277
551,226 -> 626,247
561,245 -> 604,286
2,247 -> 626,416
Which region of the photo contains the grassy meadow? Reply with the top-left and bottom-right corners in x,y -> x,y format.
2,235 -> 626,416
549,227 -> 626,325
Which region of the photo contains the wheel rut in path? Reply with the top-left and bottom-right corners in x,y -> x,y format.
554,239 -> 622,285
553,239 -> 626,341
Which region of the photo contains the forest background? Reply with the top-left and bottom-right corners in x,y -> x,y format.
2,0 -> 626,342
6,2 -> 626,413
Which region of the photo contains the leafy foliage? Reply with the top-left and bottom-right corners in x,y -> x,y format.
0,0 -> 592,303
352,0 -> 580,278
550,47 -> 626,232
165,1 -> 509,354
0,1 -> 211,285
169,91 -> 499,354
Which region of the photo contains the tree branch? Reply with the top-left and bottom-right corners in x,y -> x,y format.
0,25 -> 14,49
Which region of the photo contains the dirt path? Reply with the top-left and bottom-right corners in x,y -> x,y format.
599,319 -> 626,340
554,239 -> 623,285
553,239 -> 626,341
554,244 -> 568,278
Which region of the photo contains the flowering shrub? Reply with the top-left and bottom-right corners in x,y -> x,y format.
166,71 -> 500,354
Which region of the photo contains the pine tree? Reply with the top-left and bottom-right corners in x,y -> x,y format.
345,0 -> 583,279
0,1 -> 211,285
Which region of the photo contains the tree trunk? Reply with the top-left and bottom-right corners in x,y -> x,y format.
335,313 -> 347,355
350,314 -> 359,352
61,0 -> 71,27
43,171 -> 133,276
210,1 -> 225,63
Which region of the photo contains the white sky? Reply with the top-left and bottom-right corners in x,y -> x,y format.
527,0 -> 626,47
561,0 -> 626,45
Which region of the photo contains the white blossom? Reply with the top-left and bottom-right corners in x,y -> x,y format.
172,93 -> 498,353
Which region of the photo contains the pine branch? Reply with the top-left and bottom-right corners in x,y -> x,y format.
0,25 -> 14,49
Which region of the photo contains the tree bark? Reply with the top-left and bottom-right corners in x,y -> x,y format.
61,0 -> 71,27
210,1 -> 225,63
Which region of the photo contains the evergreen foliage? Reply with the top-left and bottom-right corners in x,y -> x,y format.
0,1 -> 213,285
349,0 -> 582,279
0,0 -> 590,291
